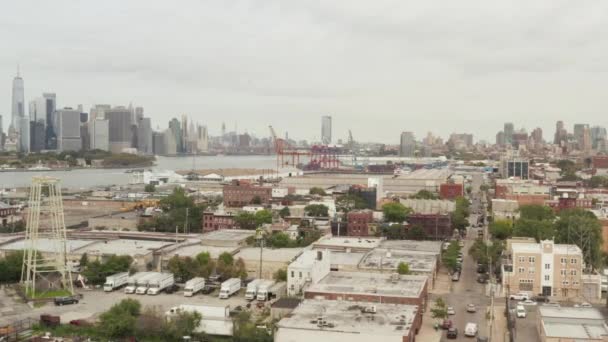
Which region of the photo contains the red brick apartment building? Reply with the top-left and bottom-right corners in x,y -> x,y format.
202,212 -> 236,232
439,183 -> 463,200
222,180 -> 272,207
346,210 -> 374,236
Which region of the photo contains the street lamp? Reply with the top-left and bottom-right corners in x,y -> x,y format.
255,227 -> 265,279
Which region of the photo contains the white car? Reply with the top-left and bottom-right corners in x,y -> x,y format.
447,306 -> 455,315
574,302 -> 592,308
521,299 -> 537,306
509,292 -> 529,301
464,322 -> 478,337
516,305 -> 526,318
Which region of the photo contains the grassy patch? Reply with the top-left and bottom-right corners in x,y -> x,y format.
26,288 -> 72,299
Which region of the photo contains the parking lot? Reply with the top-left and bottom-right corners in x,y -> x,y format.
0,286 -> 251,326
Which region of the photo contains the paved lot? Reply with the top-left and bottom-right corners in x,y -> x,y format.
0,286 -> 250,326
511,301 -> 540,342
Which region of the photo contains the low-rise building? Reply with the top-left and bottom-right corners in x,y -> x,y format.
399,199 -> 455,214
275,299 -> 421,342
287,250 -> 330,296
234,247 -> 304,280
305,271 -> 428,310
406,213 -> 452,240
439,183 -> 463,200
222,180 -> 272,207
202,211 -> 236,232
538,306 -> 608,342
502,240 -> 583,298
491,199 -> 519,220
346,210 -> 374,236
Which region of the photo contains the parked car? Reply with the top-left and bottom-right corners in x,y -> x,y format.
465,323 -> 478,337
509,292 -> 529,301
447,306 -> 455,315
516,305 -> 526,318
476,264 -> 487,273
441,319 -> 453,329
574,302 -> 592,308
452,272 -> 460,282
446,327 -> 458,339
466,304 -> 477,313
54,296 -> 79,306
521,299 -> 537,306
533,295 -> 549,303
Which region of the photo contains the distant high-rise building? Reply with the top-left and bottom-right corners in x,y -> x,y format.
496,131 -> 505,146
321,115 -> 332,144
55,108 -> 81,151
29,121 -> 46,152
573,123 -> 588,150
582,126 -> 592,153
590,126 -> 607,149
448,133 -> 473,149
152,131 -> 166,155
164,127 -> 177,155
168,118 -> 182,153
0,114 -> 3,150
136,117 -> 153,155
9,70 -> 26,152
197,125 -> 209,152
89,118 -> 109,151
399,131 -> 415,157
554,120 -> 567,146
18,116 -> 29,153
42,93 -> 57,149
503,122 -> 514,147
89,104 -> 110,121
531,127 -> 543,144
105,107 -> 133,153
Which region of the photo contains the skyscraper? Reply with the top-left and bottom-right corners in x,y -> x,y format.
105,107 -> 133,153
590,126 -> 607,149
503,122 -> 514,147
136,117 -> 153,155
169,118 -> 182,153
89,118 -> 109,151
573,123 -> 588,150
496,131 -> 505,146
56,108 -> 81,152
321,115 -> 332,144
43,93 -> 57,149
9,69 -> 26,152
399,131 -> 415,157
554,121 -> 567,146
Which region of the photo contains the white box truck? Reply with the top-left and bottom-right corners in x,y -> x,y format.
136,273 -> 160,294
104,272 -> 129,292
245,279 -> 262,301
256,280 -> 276,301
266,282 -> 286,301
219,278 -> 241,299
147,273 -> 175,295
125,272 -> 153,294
184,277 -> 206,297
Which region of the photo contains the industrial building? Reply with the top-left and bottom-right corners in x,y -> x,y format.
538,306 -> 608,342
304,271 -> 428,309
222,180 -> 272,207
234,247 -> 304,280
275,299 -> 421,342
287,250 -> 330,296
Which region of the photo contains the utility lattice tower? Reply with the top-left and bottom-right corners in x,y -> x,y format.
21,177 -> 73,297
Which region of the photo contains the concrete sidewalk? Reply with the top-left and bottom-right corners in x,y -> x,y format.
417,306 -> 442,342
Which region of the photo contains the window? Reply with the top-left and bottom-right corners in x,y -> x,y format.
519,256 -> 525,263
291,271 -> 294,278
544,275 -> 550,281
518,267 -> 525,273
571,258 -> 577,264
560,269 -> 567,276
299,272 -> 302,278
544,264 -> 551,270
529,257 -> 536,263
570,270 -> 577,276
560,258 -> 567,264
562,281 -> 569,286
528,268 -> 535,274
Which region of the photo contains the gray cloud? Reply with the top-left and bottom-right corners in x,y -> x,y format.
2,0 -> 608,143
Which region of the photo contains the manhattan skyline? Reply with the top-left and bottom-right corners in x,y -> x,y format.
2,1 -> 608,143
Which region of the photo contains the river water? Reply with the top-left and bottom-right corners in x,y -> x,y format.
0,155 -> 277,189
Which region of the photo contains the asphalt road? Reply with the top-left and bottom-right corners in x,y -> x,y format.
440,193 -> 491,341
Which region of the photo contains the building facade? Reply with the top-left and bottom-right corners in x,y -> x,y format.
399,131 -> 415,157
222,181 -> 272,207
321,115 -> 331,144
287,250 -> 330,296
346,210 -> 374,236
56,108 -> 82,151
105,107 -> 132,153
201,212 -> 236,232
502,240 -> 582,298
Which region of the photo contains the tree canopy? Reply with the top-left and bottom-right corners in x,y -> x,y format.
309,187 -> 327,196
554,208 -> 603,270
304,204 -> 329,217
382,202 -> 411,223
489,220 -> 512,240
409,190 -> 438,200
397,262 -> 411,275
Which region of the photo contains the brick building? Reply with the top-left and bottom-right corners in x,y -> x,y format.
202,212 -> 236,232
439,183 -> 463,200
407,213 -> 452,240
222,180 -> 272,207
346,210 -> 374,236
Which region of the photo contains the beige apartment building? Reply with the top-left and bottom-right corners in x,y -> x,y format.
503,240 -> 582,299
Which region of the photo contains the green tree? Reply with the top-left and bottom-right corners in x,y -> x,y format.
304,204 -> 329,217
336,194 -> 367,212
233,311 -> 272,342
279,206 -> 291,218
489,220 -> 512,240
235,212 -> 258,229
167,256 -> 198,282
164,310 -> 202,340
0,251 -> 25,283
397,262 -> 411,275
410,190 -> 438,200
442,241 -> 461,272
267,232 -> 291,248
82,255 -> 133,285
431,297 -> 448,320
519,204 -> 555,221
309,187 -> 327,196
274,268 -> 287,282
468,239 -> 504,268
251,196 -> 262,205
554,209 -> 603,270
382,224 -> 406,240
255,210 -> 273,226
99,299 -> 141,338
513,219 -> 554,242
144,184 -> 156,193
218,252 -> 234,266
405,225 -> 427,240
382,202 -> 411,222
79,253 -> 89,268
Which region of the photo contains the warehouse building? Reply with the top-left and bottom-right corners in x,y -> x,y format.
275,299 -> 421,342
538,306 -> 608,342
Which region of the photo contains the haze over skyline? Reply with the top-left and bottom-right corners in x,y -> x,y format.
2,1 -> 608,144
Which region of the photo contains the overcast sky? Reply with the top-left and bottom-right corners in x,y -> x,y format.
2,1 -> 608,144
